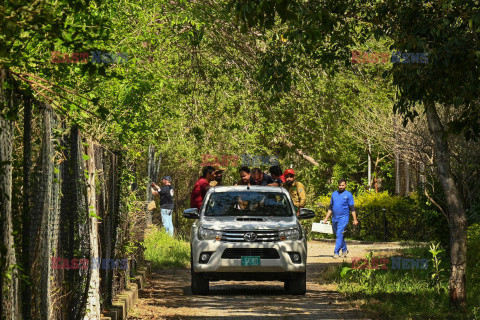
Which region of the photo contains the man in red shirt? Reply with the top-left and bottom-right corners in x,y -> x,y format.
190,166 -> 216,210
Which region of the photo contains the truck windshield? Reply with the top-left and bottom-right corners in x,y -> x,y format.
204,191 -> 293,217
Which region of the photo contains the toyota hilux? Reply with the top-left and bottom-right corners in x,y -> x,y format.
183,185 -> 315,295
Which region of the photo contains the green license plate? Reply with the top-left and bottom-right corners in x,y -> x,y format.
241,256 -> 260,266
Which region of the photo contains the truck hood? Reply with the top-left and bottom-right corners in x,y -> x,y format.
199,216 -> 298,230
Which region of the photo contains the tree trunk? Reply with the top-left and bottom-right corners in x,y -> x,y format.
40,106 -> 53,320
425,102 -> 467,309
21,96 -> 32,320
47,112 -> 61,319
405,159 -> 410,195
394,117 -> 401,195
98,147 -> 120,307
84,140 -> 101,320
0,68 -> 21,320
395,153 -> 400,195
96,147 -> 109,308
0,110 -> 20,320
146,145 -> 156,224
108,151 -> 122,304
59,126 -> 91,320
29,105 -> 54,320
154,152 -> 162,183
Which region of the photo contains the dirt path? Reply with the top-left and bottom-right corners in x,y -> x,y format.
127,241 -> 409,320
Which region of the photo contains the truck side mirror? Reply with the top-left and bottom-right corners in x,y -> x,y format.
183,208 -> 199,219
298,208 -> 315,220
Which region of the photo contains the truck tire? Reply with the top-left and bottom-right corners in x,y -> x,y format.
287,272 -> 306,295
191,256 -> 209,295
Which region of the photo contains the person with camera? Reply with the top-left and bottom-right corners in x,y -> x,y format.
151,176 -> 175,236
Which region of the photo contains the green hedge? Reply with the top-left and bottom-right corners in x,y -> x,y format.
305,191 -> 448,242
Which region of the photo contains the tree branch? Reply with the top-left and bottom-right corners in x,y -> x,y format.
296,149 -> 319,166
11,73 -> 100,119
424,188 -> 450,227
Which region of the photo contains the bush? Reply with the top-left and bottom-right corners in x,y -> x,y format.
467,223 -> 480,314
143,226 -> 190,268
309,191 -> 447,242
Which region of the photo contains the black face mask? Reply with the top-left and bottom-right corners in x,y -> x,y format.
215,175 -> 222,182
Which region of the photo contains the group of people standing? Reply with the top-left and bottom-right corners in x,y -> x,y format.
151,164 -> 357,259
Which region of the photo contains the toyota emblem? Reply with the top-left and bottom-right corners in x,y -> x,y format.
244,232 -> 257,242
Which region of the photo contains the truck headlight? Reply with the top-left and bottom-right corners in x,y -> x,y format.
199,227 -> 222,241
279,227 -> 301,240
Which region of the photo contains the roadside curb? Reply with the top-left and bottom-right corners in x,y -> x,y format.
311,238 -> 428,246
100,261 -> 152,320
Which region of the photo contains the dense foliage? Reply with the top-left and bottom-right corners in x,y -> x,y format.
1,0 -> 480,319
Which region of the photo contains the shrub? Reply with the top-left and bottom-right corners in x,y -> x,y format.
307,191 -> 447,242
467,223 -> 480,313
143,226 -> 190,268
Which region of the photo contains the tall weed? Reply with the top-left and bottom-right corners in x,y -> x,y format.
335,245 -> 458,319
143,226 -> 190,268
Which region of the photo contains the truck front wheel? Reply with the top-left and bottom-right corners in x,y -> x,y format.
286,272 -> 306,295
191,256 -> 209,295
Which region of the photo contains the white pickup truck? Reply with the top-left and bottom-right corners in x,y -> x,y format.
183,185 -> 315,295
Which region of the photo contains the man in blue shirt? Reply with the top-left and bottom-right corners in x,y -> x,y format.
323,179 -> 358,258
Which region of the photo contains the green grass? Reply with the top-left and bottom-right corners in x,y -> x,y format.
143,226 -> 190,268
337,266 -> 453,319
331,238 -> 480,320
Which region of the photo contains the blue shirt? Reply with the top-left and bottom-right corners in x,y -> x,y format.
329,190 -> 355,221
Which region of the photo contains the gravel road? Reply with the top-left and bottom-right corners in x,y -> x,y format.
127,240 -> 409,320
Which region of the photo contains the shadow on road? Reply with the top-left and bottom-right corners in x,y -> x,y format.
125,241 -> 417,319
127,268 -> 368,320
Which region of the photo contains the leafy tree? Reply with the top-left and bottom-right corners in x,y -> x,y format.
1,1 -> 114,319
373,0 -> 480,309
229,0 -> 480,309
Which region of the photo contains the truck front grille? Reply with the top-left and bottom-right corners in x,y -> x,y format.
222,230 -> 279,242
221,248 -> 280,259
